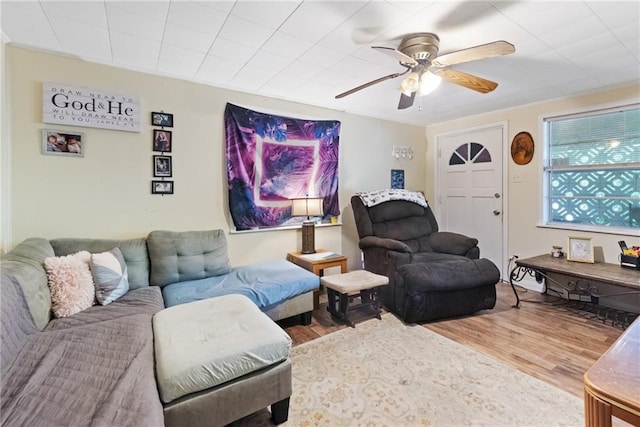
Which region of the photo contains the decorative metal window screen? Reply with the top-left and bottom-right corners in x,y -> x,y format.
544,105 -> 640,230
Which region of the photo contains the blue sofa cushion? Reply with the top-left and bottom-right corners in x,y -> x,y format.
162,259 -> 319,310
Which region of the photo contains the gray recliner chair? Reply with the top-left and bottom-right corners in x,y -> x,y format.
351,194 -> 500,323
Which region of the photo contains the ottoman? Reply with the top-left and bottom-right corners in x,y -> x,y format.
321,270 -> 389,327
153,294 -> 292,426
396,258 -> 500,323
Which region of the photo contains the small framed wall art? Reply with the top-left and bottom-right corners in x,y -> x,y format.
153,129 -> 172,153
567,236 -> 594,263
511,131 -> 534,165
153,155 -> 172,177
42,129 -> 84,157
151,112 -> 173,128
152,180 -> 173,195
391,169 -> 405,189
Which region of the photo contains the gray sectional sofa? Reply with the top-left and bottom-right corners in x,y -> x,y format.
1,229 -> 319,426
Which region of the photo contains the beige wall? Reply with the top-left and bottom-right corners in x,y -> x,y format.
3,46 -> 426,269
425,84 -> 640,268
7,45 -> 637,272
1,39 -> 10,255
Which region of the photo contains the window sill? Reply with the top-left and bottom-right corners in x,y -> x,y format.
229,221 -> 342,235
536,222 -> 640,237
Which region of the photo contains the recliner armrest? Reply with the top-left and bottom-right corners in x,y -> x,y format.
427,232 -> 478,256
359,236 -> 413,253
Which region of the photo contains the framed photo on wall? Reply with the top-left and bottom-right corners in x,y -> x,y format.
42,129 -> 84,157
151,180 -> 173,194
567,236 -> 594,263
391,169 -> 405,189
153,129 -> 172,153
151,112 -> 173,128
153,155 -> 172,177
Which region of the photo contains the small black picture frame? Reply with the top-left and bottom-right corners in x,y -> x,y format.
153,155 -> 172,177
151,111 -> 173,128
153,129 -> 172,153
152,180 -> 174,195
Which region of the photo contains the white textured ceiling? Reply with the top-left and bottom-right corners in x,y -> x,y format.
1,1 -> 639,126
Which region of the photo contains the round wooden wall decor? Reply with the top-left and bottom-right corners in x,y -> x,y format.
511,131 -> 534,165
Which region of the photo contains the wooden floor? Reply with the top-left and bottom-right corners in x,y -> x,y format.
279,282 -> 625,399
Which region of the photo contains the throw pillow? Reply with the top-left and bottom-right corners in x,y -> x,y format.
44,251 -> 95,318
90,247 -> 130,306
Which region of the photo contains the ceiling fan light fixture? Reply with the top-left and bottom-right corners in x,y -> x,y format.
417,71 -> 442,96
335,33 -> 514,103
400,72 -> 420,94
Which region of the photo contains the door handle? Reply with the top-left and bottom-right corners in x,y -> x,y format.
493,210 -> 501,216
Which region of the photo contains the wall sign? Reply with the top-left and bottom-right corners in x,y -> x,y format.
42,82 -> 140,132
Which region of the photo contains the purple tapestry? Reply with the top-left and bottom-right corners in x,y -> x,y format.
225,103 -> 340,230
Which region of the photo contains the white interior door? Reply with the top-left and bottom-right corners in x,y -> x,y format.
436,125 -> 505,277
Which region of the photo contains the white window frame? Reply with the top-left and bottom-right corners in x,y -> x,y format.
540,101 -> 640,235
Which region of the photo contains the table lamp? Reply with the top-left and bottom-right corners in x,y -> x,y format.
291,197 -> 323,254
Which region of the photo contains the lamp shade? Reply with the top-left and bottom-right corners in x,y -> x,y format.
400,72 -> 420,95
417,70 -> 442,96
291,197 -> 323,218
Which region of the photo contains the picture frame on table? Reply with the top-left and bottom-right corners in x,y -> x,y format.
567,236 -> 594,263
151,112 -> 173,128
153,129 -> 172,153
42,129 -> 84,157
153,155 -> 172,177
151,180 -> 173,195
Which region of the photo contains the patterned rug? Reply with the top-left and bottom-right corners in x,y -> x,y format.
232,313 -> 583,426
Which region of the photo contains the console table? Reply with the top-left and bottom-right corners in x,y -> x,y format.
286,250 -> 347,276
584,316 -> 640,426
510,255 -> 640,326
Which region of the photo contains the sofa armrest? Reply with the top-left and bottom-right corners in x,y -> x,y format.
359,236 -> 413,254
427,232 -> 478,256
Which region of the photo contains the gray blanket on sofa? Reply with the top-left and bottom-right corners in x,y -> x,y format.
1,276 -> 165,427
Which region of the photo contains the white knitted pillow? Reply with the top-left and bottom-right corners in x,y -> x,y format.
44,251 -> 95,318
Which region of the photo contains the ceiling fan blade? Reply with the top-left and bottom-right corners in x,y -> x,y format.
398,91 -> 416,110
437,69 -> 498,94
372,46 -> 418,66
335,70 -> 409,99
432,41 -> 515,67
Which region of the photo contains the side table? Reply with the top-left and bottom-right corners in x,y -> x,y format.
286,250 -> 348,309
584,317 -> 640,427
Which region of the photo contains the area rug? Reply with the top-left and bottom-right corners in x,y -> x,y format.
233,313 -> 583,426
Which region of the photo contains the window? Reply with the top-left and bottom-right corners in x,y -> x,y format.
448,142 -> 492,165
542,104 -> 640,232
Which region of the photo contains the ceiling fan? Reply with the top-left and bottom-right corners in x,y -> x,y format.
335,33 -> 515,109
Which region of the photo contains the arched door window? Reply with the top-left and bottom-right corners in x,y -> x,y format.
449,142 -> 492,165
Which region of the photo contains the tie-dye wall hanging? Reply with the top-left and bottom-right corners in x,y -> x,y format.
224,103 -> 340,231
